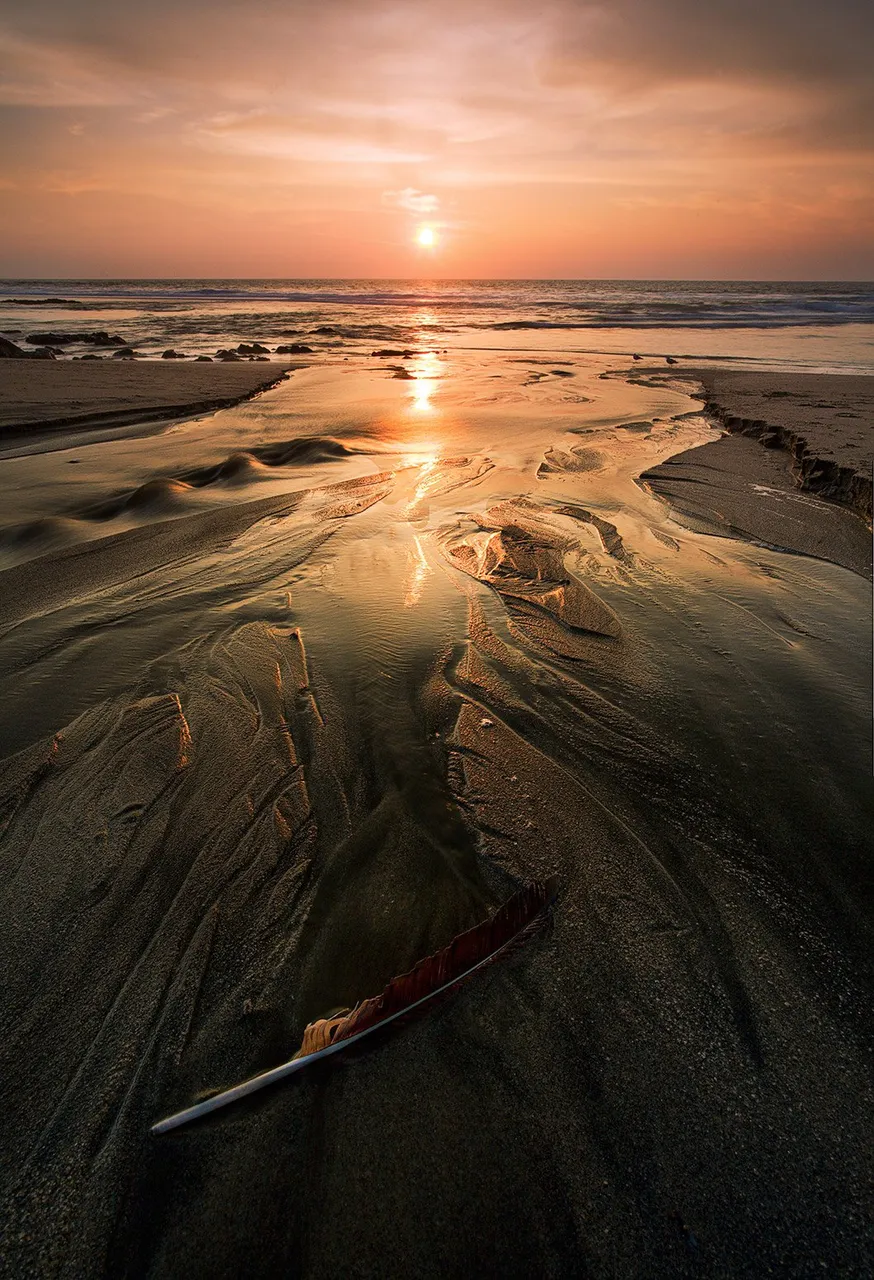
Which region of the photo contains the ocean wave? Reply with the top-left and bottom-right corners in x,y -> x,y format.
3,280 -> 873,332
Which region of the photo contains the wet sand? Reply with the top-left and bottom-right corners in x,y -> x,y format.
0,360 -> 294,447
0,355 -> 871,1278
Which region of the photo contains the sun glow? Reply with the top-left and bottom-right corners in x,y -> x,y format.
416,226 -> 436,248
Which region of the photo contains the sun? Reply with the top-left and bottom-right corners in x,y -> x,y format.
416,226 -> 436,248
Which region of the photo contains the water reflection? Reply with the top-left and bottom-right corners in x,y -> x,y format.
403,533 -> 432,607
409,351 -> 442,412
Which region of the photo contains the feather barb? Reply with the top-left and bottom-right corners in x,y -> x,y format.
152,876 -> 558,1135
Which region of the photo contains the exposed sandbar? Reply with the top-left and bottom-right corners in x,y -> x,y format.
641,370 -> 873,576
680,369 -> 872,519
0,360 -> 294,441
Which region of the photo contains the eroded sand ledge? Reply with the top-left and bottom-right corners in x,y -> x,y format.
0,360 -> 295,441
640,369 -> 873,577
683,368 -> 873,520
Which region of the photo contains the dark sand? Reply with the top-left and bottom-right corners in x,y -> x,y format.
0,357 -> 871,1278
641,370 -> 873,577
0,360 -> 293,442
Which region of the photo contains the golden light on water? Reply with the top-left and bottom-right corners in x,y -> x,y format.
409,350 -> 442,412
403,533 -> 433,608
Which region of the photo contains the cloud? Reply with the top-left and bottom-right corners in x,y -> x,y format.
383,188 -> 439,213
0,0 -> 871,275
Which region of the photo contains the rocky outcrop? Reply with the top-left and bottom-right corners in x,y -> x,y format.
2,297 -> 88,307
1,337 -> 57,360
25,331 -> 125,347
275,343 -> 313,354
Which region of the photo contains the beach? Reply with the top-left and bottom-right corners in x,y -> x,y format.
0,289 -> 872,1278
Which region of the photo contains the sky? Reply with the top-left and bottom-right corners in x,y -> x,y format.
0,0 -> 872,279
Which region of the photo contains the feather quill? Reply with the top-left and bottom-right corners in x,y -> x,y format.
152,876 -> 558,1135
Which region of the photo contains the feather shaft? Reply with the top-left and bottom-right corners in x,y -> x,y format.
152,877 -> 557,1135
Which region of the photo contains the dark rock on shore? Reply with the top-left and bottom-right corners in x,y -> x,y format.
236,343 -> 270,355
372,348 -> 414,358
195,355 -> 213,362
0,336 -> 27,358
162,350 -> 186,360
275,343 -> 313,354
2,297 -> 88,308
112,348 -> 137,359
26,331 -> 125,348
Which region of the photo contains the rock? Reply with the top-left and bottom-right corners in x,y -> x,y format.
79,354 -> 103,361
275,343 -> 313,354
26,333 -> 73,346
0,336 -> 27,358
29,347 -> 56,360
112,347 -> 136,359
372,348 -> 414,358
162,349 -> 186,359
25,331 -> 125,347
236,342 -> 270,355
2,297 -> 87,308
216,350 -> 242,361
311,326 -> 338,336
195,355 -> 213,362
255,356 -> 270,361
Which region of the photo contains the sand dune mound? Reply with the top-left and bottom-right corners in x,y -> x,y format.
254,436 -> 354,467
211,451 -> 268,484
85,477 -> 195,521
0,515 -> 85,561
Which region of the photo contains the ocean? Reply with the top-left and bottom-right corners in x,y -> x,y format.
3,278 -> 874,372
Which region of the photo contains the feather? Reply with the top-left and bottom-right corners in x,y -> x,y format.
152,875 -> 558,1135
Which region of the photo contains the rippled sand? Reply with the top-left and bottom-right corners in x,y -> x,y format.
0,351 -> 871,1277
